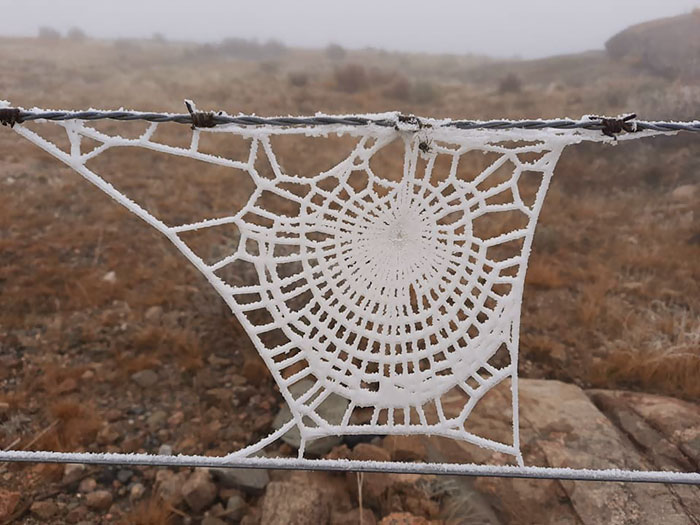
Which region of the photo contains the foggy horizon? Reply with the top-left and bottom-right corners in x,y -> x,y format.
2,0 -> 699,59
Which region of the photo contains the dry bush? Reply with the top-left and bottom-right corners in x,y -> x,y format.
591,305 -> 700,398
498,72 -> 522,94
383,75 -> 412,101
334,63 -> 368,93
46,399 -> 102,450
326,43 -> 347,61
67,27 -> 87,42
38,26 -> 61,40
412,80 -> 439,104
288,71 -> 309,87
121,496 -> 173,525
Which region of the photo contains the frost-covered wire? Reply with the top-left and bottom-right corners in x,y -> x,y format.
0,450 -> 699,485
1,105 -> 700,134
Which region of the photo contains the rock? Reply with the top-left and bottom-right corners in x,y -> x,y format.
96,424 -> 120,445
226,494 -> 247,521
382,435 -> 427,462
181,469 -> 218,513
272,378 -> 350,456
347,444 -> 393,509
210,467 -> 269,493
129,483 -> 146,501
78,477 -> 97,493
147,410 -> 168,430
85,490 -> 113,511
158,444 -> 173,456
331,507 -> 377,525
0,490 -> 20,521
605,11 -> 700,79
131,369 -> 159,388
156,470 -> 188,506
117,469 -> 134,484
670,184 -> 697,203
102,270 -> 117,283
240,506 -> 262,525
379,512 -> 429,525
65,505 -> 88,523
63,463 -> 87,484
167,411 -> 185,427
30,500 -> 59,520
145,305 -> 163,322
56,377 -> 78,394
261,481 -> 331,525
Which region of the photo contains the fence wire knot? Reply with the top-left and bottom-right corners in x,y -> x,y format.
184,100 -> 218,130
0,108 -> 22,128
591,114 -> 638,139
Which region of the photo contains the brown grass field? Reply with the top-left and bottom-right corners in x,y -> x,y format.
0,35 -> 698,522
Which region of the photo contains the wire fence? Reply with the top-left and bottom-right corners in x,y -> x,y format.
1,102 -> 699,485
2,104 -> 700,136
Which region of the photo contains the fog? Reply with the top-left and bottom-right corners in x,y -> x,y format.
2,0 -> 699,58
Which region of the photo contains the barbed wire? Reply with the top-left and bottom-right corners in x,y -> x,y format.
2,105 -> 700,135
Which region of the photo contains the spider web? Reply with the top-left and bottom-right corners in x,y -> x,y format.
13,113 -> 618,466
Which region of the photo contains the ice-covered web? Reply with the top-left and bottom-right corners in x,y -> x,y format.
10,111 -> 663,467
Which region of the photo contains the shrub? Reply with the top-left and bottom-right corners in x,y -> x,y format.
383,76 -> 412,101
412,80 -> 439,104
288,71 -> 309,87
325,43 -> 347,61
334,63 -> 368,93
38,26 -> 61,40
498,72 -> 522,94
67,27 -> 87,41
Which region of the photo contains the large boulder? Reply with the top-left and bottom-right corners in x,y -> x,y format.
605,10 -> 700,79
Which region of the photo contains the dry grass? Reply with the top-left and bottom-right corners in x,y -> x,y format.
120,496 -> 174,525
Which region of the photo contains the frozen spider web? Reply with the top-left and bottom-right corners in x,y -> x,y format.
9,109 -> 659,468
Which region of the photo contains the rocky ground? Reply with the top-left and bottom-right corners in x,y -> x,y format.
1,378 -> 698,524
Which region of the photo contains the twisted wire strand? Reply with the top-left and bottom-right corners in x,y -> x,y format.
2,107 -> 700,133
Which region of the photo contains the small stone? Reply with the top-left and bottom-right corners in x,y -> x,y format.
96,425 -> 120,445
158,444 -> 173,456
81,369 -> 95,381
0,489 -> 20,521
79,477 -> 97,493
56,377 -> 78,394
167,411 -> 184,427
670,184 -> 697,202
131,369 -> 159,388
230,374 -> 248,386
181,470 -> 217,513
66,505 -> 88,523
86,490 -> 113,511
145,305 -> 163,322
261,481 -> 331,525
116,469 -> 133,483
156,470 -> 187,506
147,410 -> 167,430
63,463 -> 87,484
210,467 -> 269,493
104,408 -> 122,422
102,271 -> 117,283
129,483 -> 146,502
226,494 -> 247,521
30,500 -> 59,520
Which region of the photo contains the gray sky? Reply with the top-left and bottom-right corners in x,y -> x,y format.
2,0 -> 698,58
